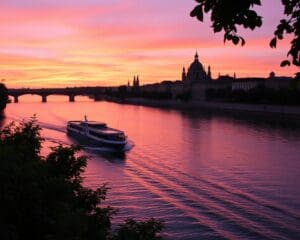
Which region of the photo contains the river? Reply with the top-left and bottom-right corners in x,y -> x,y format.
2,95 -> 300,239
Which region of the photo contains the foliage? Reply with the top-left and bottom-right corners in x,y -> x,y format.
112,219 -> 164,240
190,0 -> 300,68
105,86 -> 174,101
0,118 -> 164,240
0,83 -> 8,111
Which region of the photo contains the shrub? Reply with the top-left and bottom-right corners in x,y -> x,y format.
0,118 -> 164,240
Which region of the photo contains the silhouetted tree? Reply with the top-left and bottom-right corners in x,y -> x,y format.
190,0 -> 300,68
118,85 -> 128,100
0,118 -> 164,240
112,219 -> 164,240
0,83 -> 8,112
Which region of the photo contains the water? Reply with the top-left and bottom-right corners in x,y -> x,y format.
2,95 -> 300,239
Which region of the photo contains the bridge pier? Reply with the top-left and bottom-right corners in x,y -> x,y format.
69,95 -> 75,102
14,96 -> 19,103
42,95 -> 47,103
93,94 -> 101,101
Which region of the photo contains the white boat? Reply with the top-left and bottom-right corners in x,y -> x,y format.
67,116 -> 128,151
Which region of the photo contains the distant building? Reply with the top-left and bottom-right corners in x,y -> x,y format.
232,78 -> 265,91
182,51 -> 211,85
132,75 -> 140,88
265,72 -> 292,89
125,53 -> 295,102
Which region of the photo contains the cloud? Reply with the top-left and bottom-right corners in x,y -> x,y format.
0,0 -> 297,88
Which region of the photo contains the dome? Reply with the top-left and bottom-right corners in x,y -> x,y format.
186,52 -> 208,83
189,58 -> 205,73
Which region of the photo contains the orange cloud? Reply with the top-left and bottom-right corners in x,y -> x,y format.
0,1 -> 297,88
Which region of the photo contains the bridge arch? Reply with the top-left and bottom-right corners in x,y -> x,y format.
11,94 -> 45,103
46,95 -> 70,102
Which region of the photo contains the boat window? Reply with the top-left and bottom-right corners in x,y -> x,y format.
88,123 -> 106,128
70,124 -> 82,131
89,130 -> 124,141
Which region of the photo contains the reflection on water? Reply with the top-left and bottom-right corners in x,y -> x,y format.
3,97 -> 300,239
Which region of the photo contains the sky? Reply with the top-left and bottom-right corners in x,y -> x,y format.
0,0 -> 298,88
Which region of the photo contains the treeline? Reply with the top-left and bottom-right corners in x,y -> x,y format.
207,85 -> 300,105
106,83 -> 300,106
105,86 -> 191,101
0,119 -> 164,240
0,83 -> 8,112
105,86 -> 173,101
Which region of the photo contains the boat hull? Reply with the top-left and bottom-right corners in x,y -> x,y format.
67,128 -> 127,152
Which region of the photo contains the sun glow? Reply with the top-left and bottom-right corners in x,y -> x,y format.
0,0 -> 298,88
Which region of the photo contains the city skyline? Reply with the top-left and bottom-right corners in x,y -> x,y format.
1,0 -> 298,88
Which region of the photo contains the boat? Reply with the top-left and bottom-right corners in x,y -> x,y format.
67,116 -> 128,152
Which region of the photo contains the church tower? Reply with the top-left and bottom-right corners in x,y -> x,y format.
182,67 -> 187,82
208,65 -> 212,79
136,75 -> 140,87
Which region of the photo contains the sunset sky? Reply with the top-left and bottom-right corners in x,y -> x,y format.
0,0 -> 298,88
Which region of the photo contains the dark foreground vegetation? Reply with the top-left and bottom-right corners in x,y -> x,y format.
0,83 -> 8,113
0,118 -> 163,240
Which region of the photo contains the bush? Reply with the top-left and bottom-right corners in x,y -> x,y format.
0,118 -> 164,240
0,83 -> 8,111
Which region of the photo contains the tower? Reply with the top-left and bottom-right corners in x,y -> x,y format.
208,65 -> 212,79
195,51 -> 199,61
136,75 -> 140,87
182,67 -> 187,82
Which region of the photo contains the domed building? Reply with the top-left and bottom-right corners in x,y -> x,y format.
182,51 -> 211,85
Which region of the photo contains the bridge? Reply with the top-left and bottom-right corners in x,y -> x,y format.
8,87 -> 107,103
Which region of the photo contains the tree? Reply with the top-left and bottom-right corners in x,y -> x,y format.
0,83 -> 8,112
0,118 -> 164,240
190,0 -> 300,68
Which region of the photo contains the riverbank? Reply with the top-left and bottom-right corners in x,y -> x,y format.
107,97 -> 300,120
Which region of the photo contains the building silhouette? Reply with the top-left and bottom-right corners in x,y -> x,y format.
133,75 -> 140,88
182,51 -> 211,85
123,51 -> 296,101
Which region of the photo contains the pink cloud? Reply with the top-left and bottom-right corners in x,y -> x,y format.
0,0 -> 297,88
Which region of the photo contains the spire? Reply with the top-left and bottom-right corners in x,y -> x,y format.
194,50 -> 199,61
182,66 -> 187,81
208,65 -> 212,79
136,75 -> 139,86
234,72 -> 236,79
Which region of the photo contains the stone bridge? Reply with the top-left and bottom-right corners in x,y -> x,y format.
8,87 -> 107,103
